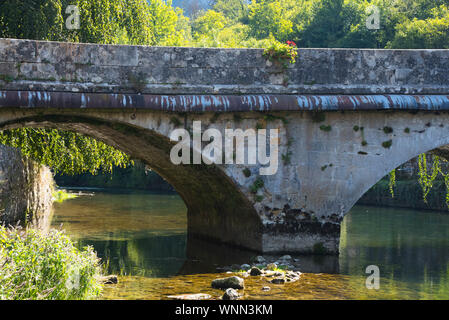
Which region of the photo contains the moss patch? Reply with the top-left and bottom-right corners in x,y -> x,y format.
319,125 -> 332,132
383,126 -> 393,134
382,140 -> 393,148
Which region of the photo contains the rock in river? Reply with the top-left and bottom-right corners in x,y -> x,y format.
100,275 -> 118,284
250,267 -> 263,276
266,263 -> 277,271
279,255 -> 292,261
241,264 -> 251,270
222,288 -> 240,300
262,286 -> 271,291
212,276 -> 245,289
270,278 -> 286,284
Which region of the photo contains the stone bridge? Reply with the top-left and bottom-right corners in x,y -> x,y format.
1,38 -> 449,255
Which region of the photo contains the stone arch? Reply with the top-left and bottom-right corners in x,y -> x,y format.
337,112 -> 449,220
0,113 -> 263,252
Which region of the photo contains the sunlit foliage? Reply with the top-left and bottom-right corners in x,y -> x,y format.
0,226 -> 103,300
0,129 -> 131,176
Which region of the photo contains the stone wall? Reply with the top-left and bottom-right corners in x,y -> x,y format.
0,145 -> 54,230
1,38 -> 449,95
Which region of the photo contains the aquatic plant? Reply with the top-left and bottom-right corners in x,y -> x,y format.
0,227 -> 103,300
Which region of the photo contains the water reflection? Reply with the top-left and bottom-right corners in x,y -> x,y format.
51,190 -> 449,299
339,205 -> 449,299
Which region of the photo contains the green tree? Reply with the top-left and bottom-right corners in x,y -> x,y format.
213,0 -> 249,22
0,0 -> 188,46
148,0 -> 191,46
300,0 -> 347,47
0,0 -> 66,41
0,129 -> 131,176
247,0 -> 298,42
192,9 -> 229,38
388,5 -> 449,48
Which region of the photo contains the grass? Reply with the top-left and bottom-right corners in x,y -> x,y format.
52,190 -> 78,203
0,226 -> 103,300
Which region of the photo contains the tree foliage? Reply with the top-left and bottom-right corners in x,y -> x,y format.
3,0 -> 449,50
0,129 -> 131,176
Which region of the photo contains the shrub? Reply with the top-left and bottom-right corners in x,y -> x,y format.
263,40 -> 298,69
0,227 -> 103,300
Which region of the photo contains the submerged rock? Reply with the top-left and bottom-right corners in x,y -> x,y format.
167,293 -> 212,300
279,255 -> 292,261
241,264 -> 251,270
100,275 -> 118,284
286,271 -> 302,279
212,276 -> 244,289
266,263 -> 277,271
222,288 -> 240,300
263,270 -> 277,277
250,267 -> 263,276
254,256 -> 266,263
270,278 -> 286,284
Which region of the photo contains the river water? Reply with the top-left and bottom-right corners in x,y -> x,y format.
51,189 -> 449,300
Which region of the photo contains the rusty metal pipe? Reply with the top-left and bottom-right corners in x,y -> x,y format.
1,91 -> 449,112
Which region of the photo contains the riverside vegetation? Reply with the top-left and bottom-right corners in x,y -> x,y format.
0,226 -> 103,300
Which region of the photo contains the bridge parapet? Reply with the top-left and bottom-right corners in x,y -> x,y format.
1,38 -> 449,95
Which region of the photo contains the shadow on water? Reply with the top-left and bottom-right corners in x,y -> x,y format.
78,234 -> 187,277
52,188 -> 339,277
181,236 -> 339,275
82,234 -> 340,277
